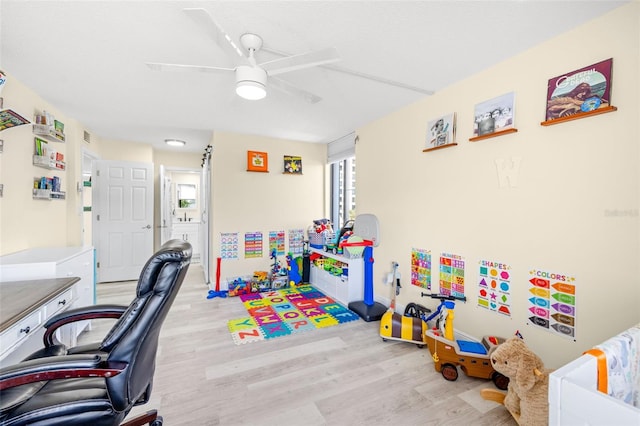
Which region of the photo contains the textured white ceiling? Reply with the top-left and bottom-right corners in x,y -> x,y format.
0,0 -> 628,153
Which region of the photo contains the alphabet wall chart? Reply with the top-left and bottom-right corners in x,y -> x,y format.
411,248 -> 432,289
220,232 -> 239,260
288,229 -> 305,256
244,232 -> 263,258
440,252 -> 465,298
477,259 -> 512,317
528,268 -> 577,339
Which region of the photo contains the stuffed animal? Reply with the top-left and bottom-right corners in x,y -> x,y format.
490,337 -> 549,426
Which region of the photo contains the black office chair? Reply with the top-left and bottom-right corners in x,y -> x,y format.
0,239 -> 192,426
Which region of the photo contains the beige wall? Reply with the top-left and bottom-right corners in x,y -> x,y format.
210,131 -> 327,279
356,3 -> 639,368
0,74 -> 88,254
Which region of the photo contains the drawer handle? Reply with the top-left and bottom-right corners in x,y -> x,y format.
20,326 -> 31,335
58,300 -> 66,306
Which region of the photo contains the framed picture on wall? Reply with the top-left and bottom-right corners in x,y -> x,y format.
473,92 -> 515,137
424,112 -> 456,152
247,150 -> 268,172
545,58 -> 613,121
283,155 -> 302,174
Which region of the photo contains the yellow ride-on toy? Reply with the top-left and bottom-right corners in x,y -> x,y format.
379,262 -> 431,347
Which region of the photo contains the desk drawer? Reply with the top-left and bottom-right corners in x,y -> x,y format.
0,310 -> 43,355
44,288 -> 74,320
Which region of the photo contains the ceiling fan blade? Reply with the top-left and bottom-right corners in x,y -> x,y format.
262,46 -> 433,95
182,8 -> 247,63
260,47 -> 340,76
270,77 -> 322,104
146,62 -> 235,73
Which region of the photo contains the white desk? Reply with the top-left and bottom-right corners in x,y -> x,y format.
0,277 -> 79,365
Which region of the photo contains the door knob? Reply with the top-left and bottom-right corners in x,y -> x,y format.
142,224 -> 151,229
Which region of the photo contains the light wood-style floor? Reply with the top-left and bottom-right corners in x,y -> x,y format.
82,264 -> 517,425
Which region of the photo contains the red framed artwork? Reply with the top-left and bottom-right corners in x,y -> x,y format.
247,150 -> 268,172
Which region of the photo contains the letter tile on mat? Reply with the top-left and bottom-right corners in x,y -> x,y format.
227,286 -> 360,345
228,317 -> 264,344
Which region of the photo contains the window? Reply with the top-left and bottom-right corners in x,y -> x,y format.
330,156 -> 356,230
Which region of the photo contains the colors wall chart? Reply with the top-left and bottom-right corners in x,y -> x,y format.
527,268 -> 577,339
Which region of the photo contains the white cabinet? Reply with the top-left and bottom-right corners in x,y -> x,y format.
308,248 -> 363,306
171,222 -> 200,262
0,246 -> 95,335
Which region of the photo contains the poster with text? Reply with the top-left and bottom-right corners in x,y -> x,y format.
478,259 -> 512,316
244,232 -> 263,258
220,232 -> 239,260
288,229 -> 305,256
440,252 -> 465,298
269,230 -> 285,256
411,248 -> 431,289
527,268 -> 577,339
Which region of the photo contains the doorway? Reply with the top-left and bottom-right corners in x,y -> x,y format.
160,167 -> 202,263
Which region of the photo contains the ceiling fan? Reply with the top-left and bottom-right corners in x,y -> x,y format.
146,8 -> 341,103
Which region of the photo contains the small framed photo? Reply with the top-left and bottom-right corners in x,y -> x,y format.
473,92 -> 515,137
283,155 -> 302,174
425,112 -> 456,151
247,150 -> 268,172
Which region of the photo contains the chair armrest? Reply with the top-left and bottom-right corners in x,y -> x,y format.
0,354 -> 126,390
43,304 -> 128,347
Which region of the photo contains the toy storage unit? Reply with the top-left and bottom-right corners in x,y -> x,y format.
549,323 -> 640,425
308,247 -> 363,306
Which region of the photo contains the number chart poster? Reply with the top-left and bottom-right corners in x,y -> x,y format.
478,260 -> 512,317
244,232 -> 263,258
288,229 -> 305,256
411,248 -> 431,289
528,269 -> 577,339
440,252 -> 465,298
220,232 -> 239,260
269,230 -> 285,256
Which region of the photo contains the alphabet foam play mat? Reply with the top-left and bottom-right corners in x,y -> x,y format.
227,285 -> 360,345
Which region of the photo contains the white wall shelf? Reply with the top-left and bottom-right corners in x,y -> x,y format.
33,155 -> 65,171
32,124 -> 65,143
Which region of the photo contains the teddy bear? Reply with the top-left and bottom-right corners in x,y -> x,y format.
489,337 -> 550,426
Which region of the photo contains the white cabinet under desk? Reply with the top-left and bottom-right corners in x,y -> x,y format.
308,247 -> 364,306
0,246 -> 95,337
0,277 -> 79,365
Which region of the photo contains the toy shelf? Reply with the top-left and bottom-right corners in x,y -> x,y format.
33,188 -> 66,200
308,247 -> 364,306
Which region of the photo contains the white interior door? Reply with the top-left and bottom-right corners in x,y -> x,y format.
159,165 -> 173,245
92,160 -> 154,282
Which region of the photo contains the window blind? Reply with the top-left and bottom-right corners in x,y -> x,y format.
327,132 -> 355,164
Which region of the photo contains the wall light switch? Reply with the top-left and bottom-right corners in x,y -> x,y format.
0,184 -> 4,197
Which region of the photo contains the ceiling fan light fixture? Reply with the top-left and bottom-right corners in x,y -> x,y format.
236,65 -> 267,100
165,138 -> 186,147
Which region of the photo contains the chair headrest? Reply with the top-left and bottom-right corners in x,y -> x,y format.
137,239 -> 192,296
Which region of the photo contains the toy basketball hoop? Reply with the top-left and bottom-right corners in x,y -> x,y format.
342,214 -> 379,257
